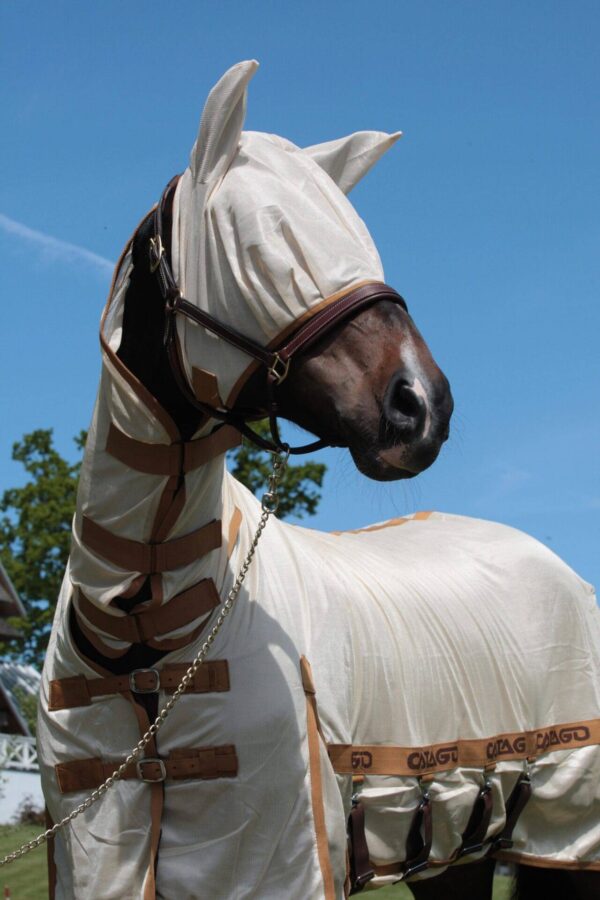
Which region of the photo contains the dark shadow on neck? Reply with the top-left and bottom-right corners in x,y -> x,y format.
116,211 -> 203,440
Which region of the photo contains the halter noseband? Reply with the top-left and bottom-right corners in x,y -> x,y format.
149,175 -> 408,455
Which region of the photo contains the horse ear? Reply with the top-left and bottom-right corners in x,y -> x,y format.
190,60 -> 259,184
302,131 -> 402,193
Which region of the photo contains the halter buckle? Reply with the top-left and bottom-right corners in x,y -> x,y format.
149,235 -> 164,273
268,353 -> 291,385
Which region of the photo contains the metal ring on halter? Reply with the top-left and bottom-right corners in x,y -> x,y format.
267,353 -> 291,385
149,235 -> 164,273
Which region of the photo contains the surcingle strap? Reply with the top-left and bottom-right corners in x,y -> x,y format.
55,745 -> 238,793
490,771 -> 532,852
403,786 -> 433,878
456,777 -> 494,858
48,660 -> 230,710
347,802 -> 374,894
81,515 -> 221,573
75,579 -> 220,644
106,422 -> 240,475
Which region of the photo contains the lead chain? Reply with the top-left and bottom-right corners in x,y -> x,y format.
0,450 -> 289,868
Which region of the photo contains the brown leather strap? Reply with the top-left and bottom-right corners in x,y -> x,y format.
75,579 -> 220,644
56,745 -> 238,793
106,422 -> 240,475
81,515 -> 221,573
347,802 -> 374,893
48,660 -> 230,710
403,791 -> 433,878
276,283 -> 407,363
456,779 -> 494,857
491,772 -> 532,852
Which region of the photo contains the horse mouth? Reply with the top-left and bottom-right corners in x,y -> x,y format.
348,437 -> 444,482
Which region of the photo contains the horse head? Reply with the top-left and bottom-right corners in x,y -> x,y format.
161,60 -> 453,480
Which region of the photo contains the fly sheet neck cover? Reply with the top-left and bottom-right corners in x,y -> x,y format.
171,59 -> 401,405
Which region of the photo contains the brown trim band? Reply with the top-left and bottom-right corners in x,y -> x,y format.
48,660 -> 230,711
75,579 -> 220,644
105,422 -> 240,476
328,718 -> 600,776
301,657 -> 336,899
331,511 -> 432,536
81,515 -> 222,573
55,745 -> 238,793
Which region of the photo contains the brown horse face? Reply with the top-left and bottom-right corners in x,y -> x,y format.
240,298 -> 453,481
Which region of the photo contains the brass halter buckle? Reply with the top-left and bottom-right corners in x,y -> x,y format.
149,235 -> 164,273
268,353 -> 291,385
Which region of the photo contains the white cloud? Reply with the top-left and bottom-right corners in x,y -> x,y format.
0,212 -> 114,277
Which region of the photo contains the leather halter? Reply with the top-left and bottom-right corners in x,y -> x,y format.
149,174 -> 408,454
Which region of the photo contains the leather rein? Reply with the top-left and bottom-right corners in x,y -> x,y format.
149,174 -> 408,455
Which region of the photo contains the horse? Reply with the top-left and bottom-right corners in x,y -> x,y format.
36,61 -> 600,899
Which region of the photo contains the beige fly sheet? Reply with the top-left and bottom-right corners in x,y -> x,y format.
38,61 -> 600,899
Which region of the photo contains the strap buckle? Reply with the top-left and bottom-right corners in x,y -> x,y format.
129,668 -> 161,693
267,353 -> 291,385
136,757 -> 167,783
149,235 -> 164,273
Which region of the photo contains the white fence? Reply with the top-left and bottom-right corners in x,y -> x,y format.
0,734 -> 38,771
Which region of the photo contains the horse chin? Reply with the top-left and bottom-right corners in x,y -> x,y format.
349,441 -> 442,482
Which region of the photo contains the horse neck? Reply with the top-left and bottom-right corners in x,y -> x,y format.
69,216 -> 240,631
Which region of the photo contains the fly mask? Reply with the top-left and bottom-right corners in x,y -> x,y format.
153,60 -> 407,452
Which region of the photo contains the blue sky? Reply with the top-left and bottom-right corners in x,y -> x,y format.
1,1 -> 598,590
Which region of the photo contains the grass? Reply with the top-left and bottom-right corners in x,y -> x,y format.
0,826 -> 48,899
1,825 -> 512,899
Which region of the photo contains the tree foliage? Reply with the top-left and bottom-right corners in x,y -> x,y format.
0,426 -> 325,667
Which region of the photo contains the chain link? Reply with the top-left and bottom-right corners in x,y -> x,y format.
0,450 -> 289,868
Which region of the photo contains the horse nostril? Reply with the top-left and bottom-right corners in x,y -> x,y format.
383,376 -> 425,437
393,383 -> 421,419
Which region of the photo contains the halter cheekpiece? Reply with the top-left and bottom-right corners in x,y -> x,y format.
149,175 -> 408,455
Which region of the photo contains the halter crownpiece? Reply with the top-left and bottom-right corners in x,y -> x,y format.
150,174 -> 408,455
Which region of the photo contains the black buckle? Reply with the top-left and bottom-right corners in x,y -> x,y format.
403,859 -> 430,878
353,870 -> 375,890
492,837 -> 514,851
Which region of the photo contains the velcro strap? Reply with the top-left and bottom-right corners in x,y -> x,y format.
75,579 -> 220,644
48,660 -> 230,710
55,745 -> 238,793
81,515 -> 221,573
106,423 -> 240,475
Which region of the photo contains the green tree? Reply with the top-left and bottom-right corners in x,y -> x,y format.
228,420 -> 325,519
0,426 -> 325,668
0,430 -> 83,667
